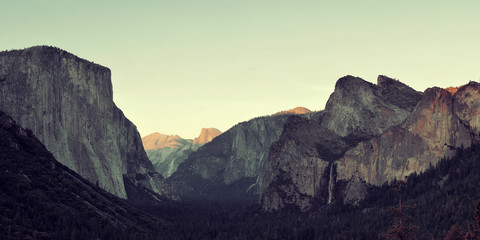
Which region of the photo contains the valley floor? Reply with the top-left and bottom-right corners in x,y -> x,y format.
143,144 -> 480,240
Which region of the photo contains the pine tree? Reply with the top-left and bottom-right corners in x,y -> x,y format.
443,223 -> 464,240
382,180 -> 419,240
466,202 -> 480,240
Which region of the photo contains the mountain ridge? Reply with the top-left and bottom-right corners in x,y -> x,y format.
0,46 -> 176,201
260,77 -> 480,211
166,105 -> 317,201
261,75 -> 423,210
337,81 -> 480,188
142,128 -> 222,178
143,133 -> 192,150
0,111 -> 168,239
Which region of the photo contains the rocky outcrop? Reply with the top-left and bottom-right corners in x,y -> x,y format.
260,115 -> 344,210
342,177 -> 367,206
193,128 -> 222,144
336,82 -> 480,187
168,114 -> 295,201
320,75 -> 421,138
0,46 -> 176,200
260,75 -> 423,210
142,129 -> 222,178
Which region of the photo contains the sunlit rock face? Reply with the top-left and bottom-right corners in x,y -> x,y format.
337,82 -> 480,187
193,128 -> 222,144
142,129 -> 222,178
143,133 -> 191,150
261,75 -> 423,211
0,46 -> 176,200
273,107 -> 312,116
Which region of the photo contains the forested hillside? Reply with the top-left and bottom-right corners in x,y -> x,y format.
0,112 -> 168,240
146,144 -> 480,239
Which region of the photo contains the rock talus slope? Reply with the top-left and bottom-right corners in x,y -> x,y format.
0,46 -> 175,200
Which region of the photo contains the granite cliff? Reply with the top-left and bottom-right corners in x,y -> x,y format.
142,128 -> 222,178
168,108 -> 313,201
336,82 -> 480,187
260,75 -> 423,210
0,46 -> 175,201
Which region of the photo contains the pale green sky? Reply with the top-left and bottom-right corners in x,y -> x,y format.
2,1 -> 480,138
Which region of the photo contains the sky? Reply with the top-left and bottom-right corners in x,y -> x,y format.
2,1 -> 480,139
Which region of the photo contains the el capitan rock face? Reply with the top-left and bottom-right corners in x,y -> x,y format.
0,46 -> 175,200
336,82 -> 480,187
142,128 -> 222,178
261,75 -> 423,210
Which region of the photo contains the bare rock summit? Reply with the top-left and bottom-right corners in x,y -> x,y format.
193,128 -> 222,144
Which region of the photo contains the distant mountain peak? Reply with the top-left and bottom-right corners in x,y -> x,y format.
335,75 -> 374,90
142,132 -> 190,150
377,75 -> 399,86
193,128 -> 222,144
273,107 -> 312,116
144,128 -> 222,178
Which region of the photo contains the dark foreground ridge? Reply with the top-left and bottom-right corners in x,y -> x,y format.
0,111 -> 168,239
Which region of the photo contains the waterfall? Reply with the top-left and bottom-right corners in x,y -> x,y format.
327,163 -> 335,204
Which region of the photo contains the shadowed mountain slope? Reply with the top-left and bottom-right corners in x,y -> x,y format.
0,111 -> 169,239
168,108 -> 314,201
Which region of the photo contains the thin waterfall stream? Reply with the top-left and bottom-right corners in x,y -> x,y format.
327,163 -> 335,204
